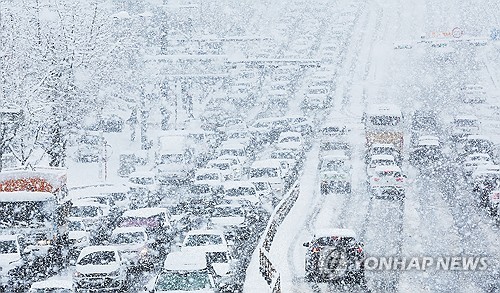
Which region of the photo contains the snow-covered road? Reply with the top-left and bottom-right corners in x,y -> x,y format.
244,0 -> 500,291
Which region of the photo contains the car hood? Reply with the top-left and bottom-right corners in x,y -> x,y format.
211,216 -> 245,227
0,253 -> 22,270
76,263 -> 121,274
212,262 -> 231,277
157,163 -> 191,172
113,243 -> 144,252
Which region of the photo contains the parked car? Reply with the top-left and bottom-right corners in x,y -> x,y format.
28,278 -> 73,293
369,165 -> 406,199
366,154 -> 397,178
73,246 -> 128,292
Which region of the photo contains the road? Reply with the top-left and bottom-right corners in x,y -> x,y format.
244,0 -> 500,292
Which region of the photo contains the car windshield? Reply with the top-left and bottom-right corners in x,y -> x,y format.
376,171 -> 401,177
184,234 -> 223,246
78,251 -> 117,266
314,236 -> 355,246
250,168 -> 278,178
160,154 -> 185,164
0,240 -> 18,254
210,163 -> 230,170
206,251 -> 229,264
220,149 -> 245,157
129,176 -> 154,185
371,160 -> 394,166
369,116 -> 401,126
371,147 -> 394,155
30,289 -> 72,293
120,215 -> 163,228
280,137 -> 300,143
272,152 -> 294,160
156,271 -> 212,291
455,119 -> 478,127
70,206 -> 101,218
225,187 -> 256,197
211,206 -> 244,217
68,221 -> 85,231
252,182 -> 269,191
322,160 -> 345,170
112,232 -> 146,244
196,173 -> 219,181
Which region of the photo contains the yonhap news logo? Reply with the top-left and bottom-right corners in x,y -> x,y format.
356,256 -> 489,271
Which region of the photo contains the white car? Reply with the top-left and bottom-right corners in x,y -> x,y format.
460,84 -> 486,103
210,203 -> 248,241
463,160 -> 493,177
222,181 -> 260,206
369,165 -> 406,198
29,279 -> 73,293
67,199 -> 108,233
450,115 -> 480,140
181,230 -> 233,277
127,171 -> 160,208
206,159 -> 241,181
276,131 -> 304,152
217,142 -> 250,165
194,168 -> 225,190
366,154 -> 397,178
73,246 -> 128,291
319,153 -> 352,193
144,251 -> 216,293
249,160 -> 286,192
110,227 -> 154,270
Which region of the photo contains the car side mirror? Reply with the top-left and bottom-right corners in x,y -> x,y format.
303,242 -> 310,247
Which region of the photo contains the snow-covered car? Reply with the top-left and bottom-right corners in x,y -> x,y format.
284,115 -> 314,137
251,180 -> 276,205
464,153 -> 492,163
320,123 -> 350,138
369,165 -> 406,198
249,160 -> 287,192
462,160 -> 493,177
217,141 -> 251,166
471,165 -> 500,197
194,168 -> 225,190
365,143 -> 401,164
73,133 -> 105,163
224,129 -> 255,149
73,246 -> 128,291
209,203 -> 249,241
276,131 -> 305,153
271,149 -> 301,171
143,251 -> 216,293
450,115 -> 480,141
206,159 -> 242,181
300,85 -> 332,109
68,221 -> 91,263
127,171 -> 160,208
217,117 -> 247,134
110,226 -> 155,270
28,278 -> 73,293
487,190 -> 500,217
366,154 -> 397,177
459,135 -> 494,157
319,153 -> 352,193
303,229 -> 364,283
0,234 -> 30,292
119,208 -> 174,247
181,229 -> 234,278
459,84 -> 487,104
67,199 -> 109,240
222,181 -> 260,206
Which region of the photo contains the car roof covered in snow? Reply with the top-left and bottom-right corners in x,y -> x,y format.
112,226 -> 147,236
365,104 -> 402,116
69,183 -> 128,195
79,245 -> 119,258
462,134 -> 492,141
219,141 -> 246,149
374,165 -> 402,172
314,228 -> 357,239
185,229 -> 225,237
0,234 -> 21,241
122,207 -> 168,218
223,181 -> 255,189
369,154 -> 395,161
163,251 -> 207,271
251,159 -> 283,168
128,171 -> 156,178
0,191 -> 55,202
30,278 -> 73,289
